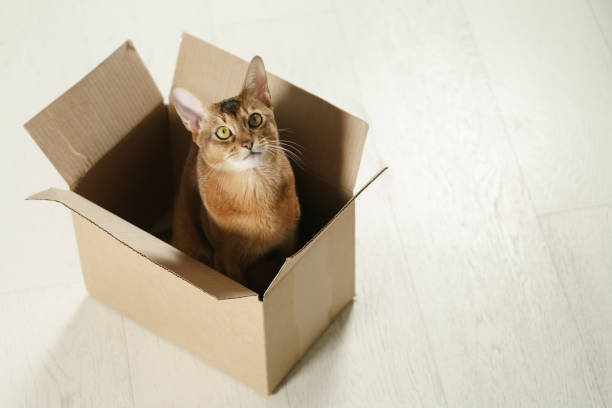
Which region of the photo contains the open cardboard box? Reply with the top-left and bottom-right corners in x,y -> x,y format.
25,33 -> 386,395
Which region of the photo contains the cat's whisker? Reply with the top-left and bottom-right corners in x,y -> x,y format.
277,138 -> 301,146
276,141 -> 304,158
276,148 -> 305,165
264,144 -> 305,169
277,139 -> 304,150
276,138 -> 304,150
262,141 -> 289,156
279,148 -> 304,165
277,139 -> 303,148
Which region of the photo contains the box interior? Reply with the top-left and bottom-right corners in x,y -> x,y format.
71,100 -> 353,296
26,36 -> 370,298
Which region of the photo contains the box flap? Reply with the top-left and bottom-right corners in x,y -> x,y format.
171,33 -> 369,193
24,41 -> 163,188
27,188 -> 256,300
262,200 -> 358,393
263,166 -> 388,297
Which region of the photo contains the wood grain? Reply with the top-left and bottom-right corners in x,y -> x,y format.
462,0 -> 612,215
337,0 -> 605,405
541,206 -> 612,405
0,284 -> 133,408
588,0 -> 612,56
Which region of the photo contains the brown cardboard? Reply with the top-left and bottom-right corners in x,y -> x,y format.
264,167 -> 388,296
27,188 -> 255,301
70,212 -> 267,392
263,200 -> 358,389
25,35 -> 386,395
25,41 -> 163,189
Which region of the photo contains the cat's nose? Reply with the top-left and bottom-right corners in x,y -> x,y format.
242,139 -> 253,150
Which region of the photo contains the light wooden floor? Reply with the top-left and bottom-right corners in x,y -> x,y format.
1,0 -> 611,406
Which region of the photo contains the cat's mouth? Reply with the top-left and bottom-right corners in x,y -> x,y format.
243,151 -> 262,160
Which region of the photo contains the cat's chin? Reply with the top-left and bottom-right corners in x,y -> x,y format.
224,152 -> 264,172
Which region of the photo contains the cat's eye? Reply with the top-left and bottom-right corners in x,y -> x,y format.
248,113 -> 263,128
215,126 -> 232,140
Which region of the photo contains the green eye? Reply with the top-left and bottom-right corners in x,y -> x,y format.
248,113 -> 263,128
215,126 -> 232,140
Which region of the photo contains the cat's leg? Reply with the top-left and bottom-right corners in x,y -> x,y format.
172,184 -> 212,264
172,217 -> 213,265
171,144 -> 213,265
214,248 -> 246,285
277,228 -> 298,258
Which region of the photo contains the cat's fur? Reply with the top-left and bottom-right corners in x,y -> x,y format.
171,56 -> 300,285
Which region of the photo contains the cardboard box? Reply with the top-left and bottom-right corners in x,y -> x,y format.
25,33 -> 386,395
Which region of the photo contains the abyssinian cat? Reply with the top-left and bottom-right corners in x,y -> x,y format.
171,56 -> 300,286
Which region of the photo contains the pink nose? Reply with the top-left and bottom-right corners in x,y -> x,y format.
242,139 -> 253,150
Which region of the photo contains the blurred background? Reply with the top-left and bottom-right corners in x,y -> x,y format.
1,0 -> 611,407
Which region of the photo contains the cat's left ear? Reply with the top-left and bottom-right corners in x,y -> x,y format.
172,88 -> 206,134
242,56 -> 271,107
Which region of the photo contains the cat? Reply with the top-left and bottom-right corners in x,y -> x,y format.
171,56 -> 300,286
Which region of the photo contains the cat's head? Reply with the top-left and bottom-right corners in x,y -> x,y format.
172,56 -> 279,172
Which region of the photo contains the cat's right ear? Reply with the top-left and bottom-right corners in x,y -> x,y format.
242,56 -> 271,107
172,88 -> 206,134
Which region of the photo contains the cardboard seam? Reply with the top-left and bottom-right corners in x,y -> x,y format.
263,166 -> 388,298
263,259 -> 298,299
28,195 -> 257,301
260,300 -> 272,394
292,167 -> 388,259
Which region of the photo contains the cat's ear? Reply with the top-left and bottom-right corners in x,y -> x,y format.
242,56 -> 271,107
172,88 -> 206,134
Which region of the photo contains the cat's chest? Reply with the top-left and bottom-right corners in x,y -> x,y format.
200,176 -> 283,231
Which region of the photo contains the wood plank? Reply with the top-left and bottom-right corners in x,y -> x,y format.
0,203 -> 83,294
0,284 -> 133,408
462,0 -> 612,214
122,317 -> 291,407
541,206 -> 612,405
336,0 -> 606,405
588,0 -> 612,55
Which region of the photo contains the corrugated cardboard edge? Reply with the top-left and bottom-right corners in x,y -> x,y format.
27,188 -> 256,301
24,40 -> 163,188
263,166 -> 389,298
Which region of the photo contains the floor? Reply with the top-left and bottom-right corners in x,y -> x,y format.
1,0 -> 611,407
